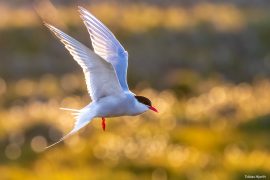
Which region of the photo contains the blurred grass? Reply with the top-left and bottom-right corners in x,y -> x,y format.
0,1 -> 270,180
1,73 -> 270,179
0,2 -> 249,31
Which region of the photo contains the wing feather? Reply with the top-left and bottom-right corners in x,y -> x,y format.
45,23 -> 123,101
78,6 -> 130,92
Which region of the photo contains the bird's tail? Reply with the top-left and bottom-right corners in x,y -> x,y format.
46,106 -> 94,149
60,107 -> 81,117
60,107 -> 80,112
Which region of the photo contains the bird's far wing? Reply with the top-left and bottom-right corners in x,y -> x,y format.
45,23 -> 123,101
78,6 -> 130,92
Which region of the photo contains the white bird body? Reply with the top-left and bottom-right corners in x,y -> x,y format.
44,6 -> 157,148
82,92 -> 149,118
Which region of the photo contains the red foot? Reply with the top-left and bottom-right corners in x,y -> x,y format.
102,117 -> 106,131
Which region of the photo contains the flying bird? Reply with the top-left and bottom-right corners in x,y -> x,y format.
44,6 -> 158,148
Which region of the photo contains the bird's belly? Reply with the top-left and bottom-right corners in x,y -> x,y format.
99,105 -> 135,117
95,95 -> 142,117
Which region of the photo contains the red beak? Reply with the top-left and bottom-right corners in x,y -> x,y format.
149,106 -> 158,113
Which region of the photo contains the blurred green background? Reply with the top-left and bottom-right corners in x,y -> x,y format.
0,0 -> 270,179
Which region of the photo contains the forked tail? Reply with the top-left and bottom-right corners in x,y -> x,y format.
59,107 -> 81,118
46,106 -> 95,149
59,107 -> 80,112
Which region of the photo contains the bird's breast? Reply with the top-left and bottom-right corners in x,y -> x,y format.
95,95 -> 143,117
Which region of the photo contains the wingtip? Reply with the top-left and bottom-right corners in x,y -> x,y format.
78,6 -> 93,17
43,23 -> 61,35
43,22 -> 53,30
78,6 -> 91,22
78,6 -> 86,13
43,21 -> 49,27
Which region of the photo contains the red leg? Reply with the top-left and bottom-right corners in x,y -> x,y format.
102,117 -> 106,131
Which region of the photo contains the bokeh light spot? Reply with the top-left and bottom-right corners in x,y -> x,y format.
31,136 -> 47,153
5,143 -> 21,160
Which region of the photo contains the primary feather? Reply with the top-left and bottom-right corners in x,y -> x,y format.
78,6 -> 130,92
44,23 -> 123,101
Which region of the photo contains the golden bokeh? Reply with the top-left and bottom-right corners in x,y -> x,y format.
0,1 -> 270,179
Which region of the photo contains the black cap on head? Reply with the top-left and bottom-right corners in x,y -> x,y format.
135,96 -> 152,106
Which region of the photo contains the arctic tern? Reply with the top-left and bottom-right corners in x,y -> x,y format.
45,6 -> 158,148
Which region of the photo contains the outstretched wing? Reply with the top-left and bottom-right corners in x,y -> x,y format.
78,6 -> 130,92
45,23 -> 123,101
